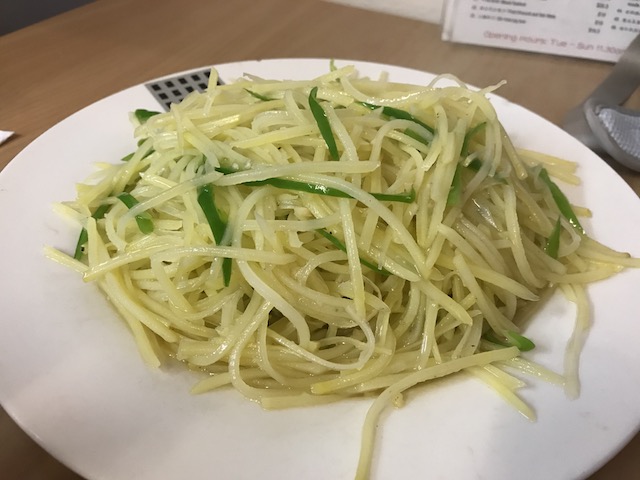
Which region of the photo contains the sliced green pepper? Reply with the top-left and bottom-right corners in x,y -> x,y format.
447,164 -> 463,206
316,228 -> 391,276
461,122 -> 486,157
403,128 -> 429,146
73,228 -> 89,260
309,87 -> 339,160
539,168 -> 584,234
367,189 -> 416,203
92,203 -> 111,220
544,217 -> 562,259
72,203 -> 113,260
359,102 -> 434,134
505,331 -> 535,351
117,192 -> 154,234
447,124 -> 491,206
122,139 -> 155,162
215,167 -> 415,204
484,330 -> 535,351
466,158 -> 483,172
134,109 -> 161,123
244,88 -> 272,102
197,184 -> 232,287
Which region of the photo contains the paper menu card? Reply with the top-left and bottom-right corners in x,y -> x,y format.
442,0 -> 640,62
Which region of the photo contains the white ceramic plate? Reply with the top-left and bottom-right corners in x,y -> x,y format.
1,59 -> 639,480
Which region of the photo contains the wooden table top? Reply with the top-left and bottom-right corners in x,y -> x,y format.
1,0 -> 638,478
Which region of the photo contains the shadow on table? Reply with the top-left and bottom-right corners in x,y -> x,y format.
0,406 -> 83,480
0,1 -> 95,35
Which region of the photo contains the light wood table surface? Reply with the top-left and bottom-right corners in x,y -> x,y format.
1,0 -> 638,478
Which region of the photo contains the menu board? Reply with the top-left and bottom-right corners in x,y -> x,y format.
442,0 -> 640,62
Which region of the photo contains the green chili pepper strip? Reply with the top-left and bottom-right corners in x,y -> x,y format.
369,189 -> 416,203
505,331 -> 536,351
244,177 -> 351,197
215,167 -> 415,204
122,139 -> 155,162
544,217 -> 562,259
309,87 -> 339,160
121,149 -> 154,162
316,229 -> 391,276
461,122 -> 487,157
134,109 -> 161,123
403,128 -> 429,146
359,102 -> 434,134
73,203 -> 113,259
382,106 -> 434,134
73,228 -> 89,260
466,158 -> 483,172
447,164 -> 463,206
246,178 -> 416,203
93,203 -> 111,220
539,168 -> 584,234
244,88 -> 272,102
485,330 -> 535,351
448,123 -> 490,206
197,184 -> 232,286
117,192 -> 154,234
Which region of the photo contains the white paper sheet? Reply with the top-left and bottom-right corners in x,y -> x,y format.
442,0 -> 640,62
0,131 -> 14,146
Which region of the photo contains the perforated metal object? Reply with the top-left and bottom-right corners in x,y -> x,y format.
563,33 -> 640,172
144,68 -> 216,110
